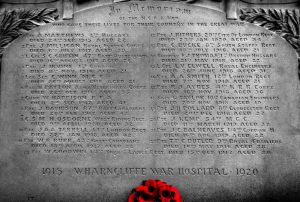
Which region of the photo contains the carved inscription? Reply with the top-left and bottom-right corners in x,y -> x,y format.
11,3 -> 295,159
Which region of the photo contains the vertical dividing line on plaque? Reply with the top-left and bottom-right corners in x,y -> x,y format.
63,0 -> 74,19
226,0 -> 238,20
148,28 -> 151,152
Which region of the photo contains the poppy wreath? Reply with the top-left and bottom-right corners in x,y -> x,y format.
128,179 -> 182,202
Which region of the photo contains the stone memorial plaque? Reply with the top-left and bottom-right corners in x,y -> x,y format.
0,1 -> 300,201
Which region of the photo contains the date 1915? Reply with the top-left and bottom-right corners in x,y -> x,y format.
42,167 -> 63,176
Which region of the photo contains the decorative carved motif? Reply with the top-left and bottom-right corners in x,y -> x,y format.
240,8 -> 300,76
0,8 -> 58,56
136,0 -> 223,4
156,0 -> 222,2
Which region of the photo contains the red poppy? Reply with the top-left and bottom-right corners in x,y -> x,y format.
142,180 -> 158,197
134,185 -> 154,202
128,180 -> 182,202
158,184 -> 172,201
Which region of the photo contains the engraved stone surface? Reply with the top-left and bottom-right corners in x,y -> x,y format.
0,1 -> 299,201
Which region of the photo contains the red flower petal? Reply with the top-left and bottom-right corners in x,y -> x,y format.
128,193 -> 137,202
155,180 -> 167,189
135,185 -> 156,198
169,186 -> 182,201
136,193 -> 155,202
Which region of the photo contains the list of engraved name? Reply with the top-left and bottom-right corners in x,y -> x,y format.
17,5 -> 281,157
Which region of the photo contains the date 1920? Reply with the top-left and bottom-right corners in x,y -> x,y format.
236,168 -> 259,176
